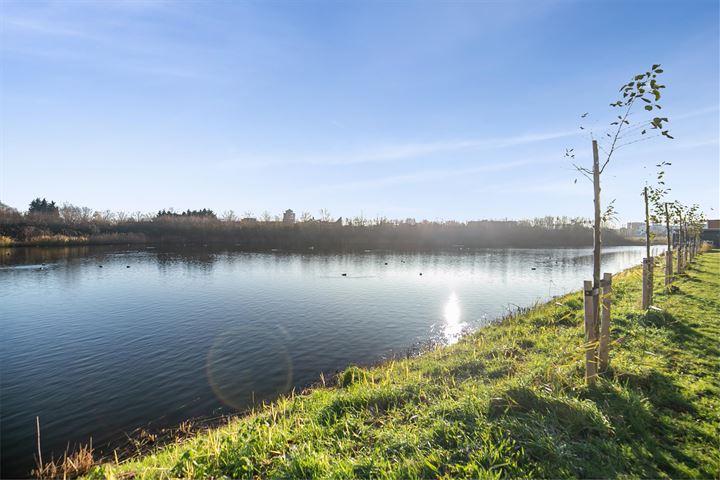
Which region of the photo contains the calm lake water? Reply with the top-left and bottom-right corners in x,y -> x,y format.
0,245 -> 663,477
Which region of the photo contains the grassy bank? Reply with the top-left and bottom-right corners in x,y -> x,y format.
83,252 -> 719,479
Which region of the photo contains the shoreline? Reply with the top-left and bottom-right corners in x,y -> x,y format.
2,239 -> 651,252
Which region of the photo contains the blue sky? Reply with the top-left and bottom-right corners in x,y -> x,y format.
1,0 -> 718,223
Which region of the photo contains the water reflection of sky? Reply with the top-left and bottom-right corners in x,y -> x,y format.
0,245 -> 667,477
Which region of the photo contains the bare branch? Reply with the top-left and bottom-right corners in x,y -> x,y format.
616,133 -> 662,151
600,97 -> 636,174
572,163 -> 593,182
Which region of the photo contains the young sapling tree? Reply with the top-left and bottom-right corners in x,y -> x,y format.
567,64 -> 672,382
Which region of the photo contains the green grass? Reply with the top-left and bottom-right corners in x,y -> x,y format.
87,251 -> 720,479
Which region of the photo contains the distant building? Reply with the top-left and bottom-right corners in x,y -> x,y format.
623,222 -> 671,238
625,222 -> 645,237
283,209 -> 295,224
702,219 -> 720,246
0,201 -> 17,213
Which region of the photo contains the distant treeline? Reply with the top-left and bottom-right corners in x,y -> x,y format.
0,199 -> 637,250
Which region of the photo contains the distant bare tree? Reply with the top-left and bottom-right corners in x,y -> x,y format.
261,211 -> 272,222
319,208 -> 332,222
222,210 -> 238,222
352,214 -> 368,227
300,211 -> 314,222
81,207 -> 93,223
242,211 -> 254,219
60,203 -> 83,224
101,210 -> 115,223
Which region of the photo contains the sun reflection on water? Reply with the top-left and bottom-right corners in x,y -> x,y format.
443,292 -> 466,344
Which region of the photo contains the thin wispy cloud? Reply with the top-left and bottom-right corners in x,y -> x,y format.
314,157 -> 546,192
221,130 -> 577,170
1,15 -> 95,39
332,130 -> 576,165
0,7 -> 208,80
311,130 -> 577,166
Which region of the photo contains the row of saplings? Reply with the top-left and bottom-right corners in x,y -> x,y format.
565,63 -> 709,385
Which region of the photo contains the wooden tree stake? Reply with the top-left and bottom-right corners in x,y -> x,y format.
677,245 -> 683,274
583,280 -> 598,385
642,258 -> 653,309
598,273 -> 612,372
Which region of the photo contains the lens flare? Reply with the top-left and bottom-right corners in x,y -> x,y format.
206,325 -> 294,410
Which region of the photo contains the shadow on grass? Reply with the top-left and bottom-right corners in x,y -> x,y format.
487,386 -> 621,477
685,265 -> 719,276
483,293 -> 719,478
485,375 -> 705,478
673,288 -> 720,312
643,308 -> 720,359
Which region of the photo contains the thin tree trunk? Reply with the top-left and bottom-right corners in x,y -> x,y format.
587,139 -> 601,384
665,203 -> 673,284
644,187 -> 651,260
677,215 -> 684,274
592,140 -> 601,292
665,203 -> 671,254
643,187 -> 653,309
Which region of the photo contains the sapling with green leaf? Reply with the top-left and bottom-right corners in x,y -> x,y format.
569,64 -> 672,294
686,205 -> 705,260
672,201 -> 696,273
645,160 -> 671,258
566,64 -> 672,381
641,161 -> 673,306
651,198 -> 677,285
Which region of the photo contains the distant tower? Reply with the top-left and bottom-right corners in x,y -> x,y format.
283,209 -> 296,224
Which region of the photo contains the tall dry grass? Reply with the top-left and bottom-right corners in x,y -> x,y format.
33,417 -> 95,480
